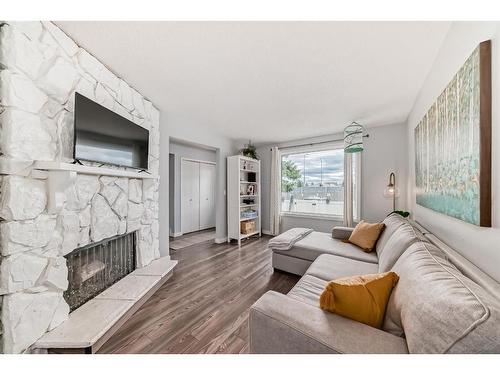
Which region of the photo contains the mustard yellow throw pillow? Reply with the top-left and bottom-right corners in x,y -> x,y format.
319,272 -> 399,328
348,220 -> 385,252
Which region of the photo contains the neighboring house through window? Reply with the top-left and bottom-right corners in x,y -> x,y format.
280,141 -> 360,223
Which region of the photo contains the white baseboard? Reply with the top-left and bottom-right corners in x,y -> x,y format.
214,237 -> 228,244
262,230 -> 273,236
170,232 -> 183,238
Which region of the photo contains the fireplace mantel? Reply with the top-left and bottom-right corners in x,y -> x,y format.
33,161 -> 158,179
27,161 -> 159,214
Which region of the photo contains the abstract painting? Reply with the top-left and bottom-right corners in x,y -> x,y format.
414,40 -> 491,227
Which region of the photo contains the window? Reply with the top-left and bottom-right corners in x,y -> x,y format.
280,143 -> 360,221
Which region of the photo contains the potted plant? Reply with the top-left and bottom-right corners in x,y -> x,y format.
391,210 -> 410,218
241,140 -> 259,160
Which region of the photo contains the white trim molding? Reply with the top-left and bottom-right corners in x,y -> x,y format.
180,157 -> 216,165
215,237 -> 228,244
280,212 -> 343,221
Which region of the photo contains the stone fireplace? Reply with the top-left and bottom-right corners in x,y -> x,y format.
0,21 -> 165,353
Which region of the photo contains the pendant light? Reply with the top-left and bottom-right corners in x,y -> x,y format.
344,121 -> 368,153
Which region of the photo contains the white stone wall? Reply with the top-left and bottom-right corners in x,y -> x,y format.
0,21 -> 161,353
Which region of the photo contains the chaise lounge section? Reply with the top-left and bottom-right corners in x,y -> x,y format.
270,214 -> 412,276
250,214 -> 500,353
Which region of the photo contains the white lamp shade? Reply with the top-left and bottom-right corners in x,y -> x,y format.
383,186 -> 400,198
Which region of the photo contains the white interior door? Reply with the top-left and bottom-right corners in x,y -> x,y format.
199,163 -> 216,230
181,160 -> 200,234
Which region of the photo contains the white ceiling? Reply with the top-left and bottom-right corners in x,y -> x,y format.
57,22 -> 451,144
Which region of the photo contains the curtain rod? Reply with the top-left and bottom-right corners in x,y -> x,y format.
272,134 -> 369,151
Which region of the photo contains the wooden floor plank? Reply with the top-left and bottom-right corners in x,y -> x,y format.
169,229 -> 216,250
97,236 -> 299,354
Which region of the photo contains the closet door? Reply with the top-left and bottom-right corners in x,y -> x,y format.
199,163 -> 216,230
181,160 -> 200,234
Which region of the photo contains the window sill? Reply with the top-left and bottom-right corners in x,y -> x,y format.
280,212 -> 343,221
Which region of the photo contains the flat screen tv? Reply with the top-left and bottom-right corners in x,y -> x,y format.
74,92 -> 149,170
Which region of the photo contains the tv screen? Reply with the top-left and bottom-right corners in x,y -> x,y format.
74,93 -> 149,170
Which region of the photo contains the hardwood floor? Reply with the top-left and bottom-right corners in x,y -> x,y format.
97,235 -> 299,354
169,228 -> 216,250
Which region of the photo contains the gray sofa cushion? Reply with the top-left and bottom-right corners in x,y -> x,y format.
275,231 -> 378,264
305,254 -> 378,281
375,213 -> 407,254
384,241 -> 500,353
377,223 -> 426,272
288,274 -> 327,306
250,291 -> 409,354
331,226 -> 354,240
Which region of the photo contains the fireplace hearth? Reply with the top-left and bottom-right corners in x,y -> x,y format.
64,232 -> 137,312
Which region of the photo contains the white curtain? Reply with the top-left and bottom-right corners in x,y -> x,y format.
269,146 -> 281,235
343,152 -> 354,227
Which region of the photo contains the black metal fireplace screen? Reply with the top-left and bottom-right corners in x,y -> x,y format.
64,232 -> 136,312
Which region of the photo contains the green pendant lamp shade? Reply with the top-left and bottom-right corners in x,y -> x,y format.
344,122 -> 366,153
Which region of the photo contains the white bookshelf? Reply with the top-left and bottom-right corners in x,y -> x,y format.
227,155 -> 261,245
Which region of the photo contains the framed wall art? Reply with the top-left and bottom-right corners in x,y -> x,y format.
414,40 -> 491,227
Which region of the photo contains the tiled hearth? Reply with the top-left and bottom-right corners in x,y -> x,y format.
34,256 -> 176,354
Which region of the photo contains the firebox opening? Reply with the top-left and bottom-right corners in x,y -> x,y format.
64,232 -> 137,312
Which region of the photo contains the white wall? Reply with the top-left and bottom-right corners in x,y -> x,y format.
406,22 -> 500,282
169,154 -> 175,236
169,140 -> 217,235
362,123 -> 408,222
159,126 -> 237,253
256,122 -> 408,233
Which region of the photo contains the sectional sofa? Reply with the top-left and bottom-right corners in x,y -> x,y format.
249,213 -> 500,353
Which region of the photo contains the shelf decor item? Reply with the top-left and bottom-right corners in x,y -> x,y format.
242,198 -> 255,205
241,220 -> 256,235
241,209 -> 258,219
240,140 -> 259,160
414,40 -> 491,227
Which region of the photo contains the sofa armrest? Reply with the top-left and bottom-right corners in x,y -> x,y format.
249,291 -> 408,354
331,226 -> 354,240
